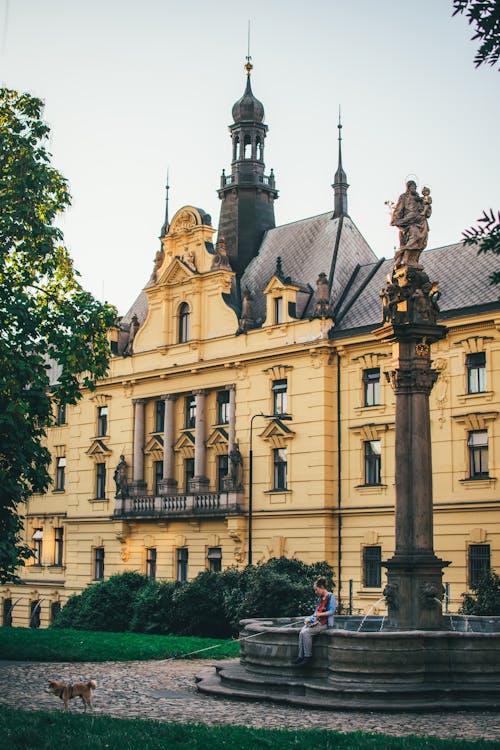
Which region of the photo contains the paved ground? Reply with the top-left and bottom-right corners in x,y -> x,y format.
0,658 -> 499,741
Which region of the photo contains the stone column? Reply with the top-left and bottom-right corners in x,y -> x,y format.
190,389 -> 209,493
130,398 -> 147,496
224,384 -> 239,492
159,394 -> 177,495
375,322 -> 449,630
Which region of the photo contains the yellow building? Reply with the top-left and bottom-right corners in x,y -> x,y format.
2,67 -> 499,628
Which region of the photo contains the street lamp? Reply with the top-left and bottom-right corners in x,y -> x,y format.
248,412 -> 293,566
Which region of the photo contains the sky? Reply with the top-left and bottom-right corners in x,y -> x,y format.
1,0 -> 499,315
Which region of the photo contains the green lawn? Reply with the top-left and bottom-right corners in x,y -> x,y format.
0,626 -> 240,662
0,707 -> 496,750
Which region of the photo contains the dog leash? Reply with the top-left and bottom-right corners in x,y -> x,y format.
161,618 -> 306,662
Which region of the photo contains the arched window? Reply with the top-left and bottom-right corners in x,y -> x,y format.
233,135 -> 240,161
256,137 -> 262,160
179,302 -> 190,343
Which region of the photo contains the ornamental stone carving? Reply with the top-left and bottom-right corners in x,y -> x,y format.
419,582 -> 442,609
385,368 -> 439,394
388,180 -> 432,268
383,582 -> 399,611
380,265 -> 441,327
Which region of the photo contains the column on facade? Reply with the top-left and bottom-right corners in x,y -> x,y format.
190,389 -> 209,493
159,394 -> 177,494
130,398 -> 147,496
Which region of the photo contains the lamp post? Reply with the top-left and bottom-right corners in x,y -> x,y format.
248,412 -> 292,566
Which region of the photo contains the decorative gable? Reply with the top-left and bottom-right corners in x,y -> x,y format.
174,431 -> 195,457
259,418 -> 295,448
158,257 -> 195,287
206,428 -> 229,455
86,439 -> 112,462
145,435 -> 164,461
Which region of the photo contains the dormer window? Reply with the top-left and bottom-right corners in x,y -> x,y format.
179,303 -> 190,343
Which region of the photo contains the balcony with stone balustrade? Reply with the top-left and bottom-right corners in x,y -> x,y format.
114,491 -> 243,520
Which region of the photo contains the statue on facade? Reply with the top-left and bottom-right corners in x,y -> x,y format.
388,180 -> 432,268
149,248 -> 164,285
229,443 -> 243,488
236,288 -> 254,334
113,455 -> 129,500
211,234 -> 232,271
311,272 -> 332,318
123,314 -> 140,357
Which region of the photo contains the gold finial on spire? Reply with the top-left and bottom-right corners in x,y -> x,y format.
245,20 -> 253,76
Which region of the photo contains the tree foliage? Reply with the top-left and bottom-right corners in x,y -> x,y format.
453,0 -> 500,69
0,88 -> 116,582
459,570 -> 500,615
462,209 -> 500,284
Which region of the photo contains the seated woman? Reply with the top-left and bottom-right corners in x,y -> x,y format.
294,577 -> 336,666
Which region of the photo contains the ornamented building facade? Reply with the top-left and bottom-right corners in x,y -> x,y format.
2,66 -> 499,627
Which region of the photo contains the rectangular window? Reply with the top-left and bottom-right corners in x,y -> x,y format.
217,454 -> 228,491
363,546 -> 382,587
146,548 -> 157,580
273,447 -> 287,490
177,548 -> 188,582
97,406 -> 108,437
185,396 -> 196,428
364,440 -> 381,485
96,462 -> 107,499
56,456 -> 66,491
468,430 -> 489,478
468,544 -> 490,588
274,296 -> 283,324
467,352 -> 486,394
363,368 -> 380,407
217,390 -> 230,425
155,400 -> 165,433
56,403 -> 66,425
154,460 -> 163,496
94,547 -> 105,580
110,339 -> 119,355
50,601 -> 61,624
32,529 -> 43,566
208,547 -> 222,573
185,457 -> 195,492
54,527 -> 64,567
272,379 -> 288,416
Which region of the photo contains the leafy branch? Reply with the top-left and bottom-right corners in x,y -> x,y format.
462,209 -> 500,284
453,0 -> 500,69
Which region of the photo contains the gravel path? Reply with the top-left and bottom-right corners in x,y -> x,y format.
0,659 -> 499,741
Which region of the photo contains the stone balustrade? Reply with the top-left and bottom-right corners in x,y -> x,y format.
115,491 -> 241,518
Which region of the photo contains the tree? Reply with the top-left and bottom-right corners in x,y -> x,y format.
459,570 -> 500,615
453,0 -> 500,69
0,88 -> 116,582
453,2 -> 500,278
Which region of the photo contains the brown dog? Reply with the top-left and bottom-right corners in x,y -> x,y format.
48,679 -> 96,711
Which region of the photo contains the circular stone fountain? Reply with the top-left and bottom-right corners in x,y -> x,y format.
198,187 -> 500,711
196,615 -> 500,710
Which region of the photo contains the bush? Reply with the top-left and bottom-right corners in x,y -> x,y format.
129,580 -> 179,635
51,558 -> 336,638
171,571 -> 231,638
459,570 -> 500,616
52,572 -> 149,631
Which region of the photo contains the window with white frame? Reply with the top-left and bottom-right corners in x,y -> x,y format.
208,547 -> 222,573
466,352 -> 486,394
94,547 -> 105,580
363,368 -> 380,406
468,430 -> 489,478
273,447 -> 287,490
363,546 -> 382,587
56,456 -> 66,491
364,440 -> 381,485
177,548 -> 188,582
468,543 -> 490,588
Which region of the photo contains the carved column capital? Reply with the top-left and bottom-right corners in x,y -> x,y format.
132,398 -> 147,405
385,368 -> 439,395
161,393 -> 178,402
192,388 -> 207,397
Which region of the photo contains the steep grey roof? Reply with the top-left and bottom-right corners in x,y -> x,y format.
335,241 -> 500,333
241,212 -> 378,324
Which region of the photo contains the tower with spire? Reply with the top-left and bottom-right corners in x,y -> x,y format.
217,58 -> 278,278
332,110 -> 349,218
